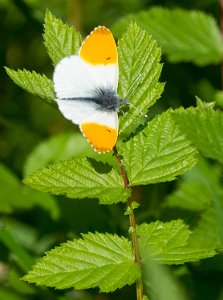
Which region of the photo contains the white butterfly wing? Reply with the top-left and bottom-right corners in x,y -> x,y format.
56,99 -> 98,125
53,56 -> 94,99
53,55 -> 118,125
82,61 -> 119,91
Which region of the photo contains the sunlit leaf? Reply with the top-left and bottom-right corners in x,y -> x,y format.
5,68 -> 55,104
120,110 -> 197,186
24,157 -> 130,205
43,10 -> 82,65
24,132 -> 117,176
23,233 -> 140,292
138,220 -> 216,264
118,23 -> 164,136
174,100 -> 223,164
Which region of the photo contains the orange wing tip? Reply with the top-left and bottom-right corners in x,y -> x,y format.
80,122 -> 118,153
92,25 -> 111,34
79,26 -> 118,65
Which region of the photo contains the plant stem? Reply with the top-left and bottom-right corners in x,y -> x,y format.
220,0 -> 223,88
113,145 -> 129,189
113,145 -> 144,300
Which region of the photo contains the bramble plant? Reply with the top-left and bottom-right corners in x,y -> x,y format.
5,9 -> 223,300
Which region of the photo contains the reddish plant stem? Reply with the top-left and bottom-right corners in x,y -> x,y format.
113,145 -> 129,190
113,145 -> 143,300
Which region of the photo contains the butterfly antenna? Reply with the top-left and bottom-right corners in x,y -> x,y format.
128,101 -> 148,118
125,73 -> 142,99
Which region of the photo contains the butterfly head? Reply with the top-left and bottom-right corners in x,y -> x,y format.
93,87 -> 120,112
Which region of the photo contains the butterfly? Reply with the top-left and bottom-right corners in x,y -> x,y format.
53,26 -> 120,153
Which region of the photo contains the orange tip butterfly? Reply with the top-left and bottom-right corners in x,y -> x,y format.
53,26 -> 120,153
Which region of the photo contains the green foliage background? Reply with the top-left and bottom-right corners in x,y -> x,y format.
1,0 -> 223,300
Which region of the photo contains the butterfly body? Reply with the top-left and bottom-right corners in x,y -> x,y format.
53,26 -> 120,153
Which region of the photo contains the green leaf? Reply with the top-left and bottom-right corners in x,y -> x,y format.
24,132 -> 94,176
0,227 -> 34,272
8,267 -> 35,295
23,157 -> 130,205
23,233 -> 140,292
120,110 -> 197,186
174,101 -> 223,164
43,10 -> 82,65
165,157 -> 223,248
164,156 -> 220,212
143,258 -> 188,300
0,163 -> 59,219
2,218 -> 39,253
118,23 -> 164,136
164,181 -> 211,212
189,208 -> 223,248
0,287 -> 25,300
215,90 -> 223,109
113,7 -> 223,66
24,132 -> 117,176
138,220 -> 216,264
5,67 -> 55,104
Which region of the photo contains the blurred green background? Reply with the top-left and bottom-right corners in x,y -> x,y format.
1,0 -> 223,299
